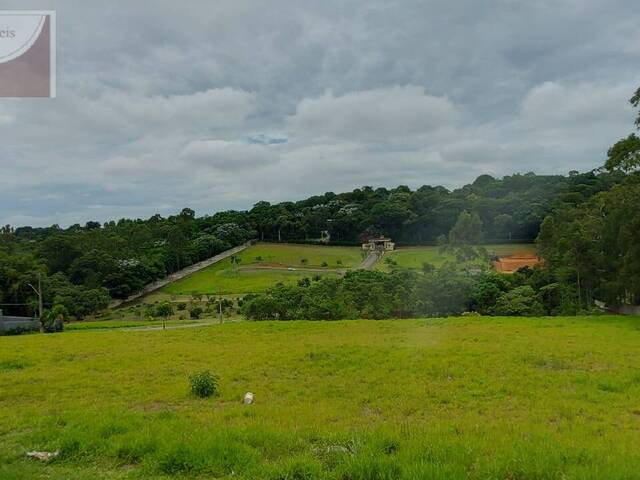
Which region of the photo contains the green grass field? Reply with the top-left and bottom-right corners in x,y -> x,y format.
162,243 -> 362,296
379,243 -> 537,271
232,243 -> 363,269
2,316 -> 640,479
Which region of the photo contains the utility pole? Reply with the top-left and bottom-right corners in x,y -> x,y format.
38,272 -> 43,321
27,272 -> 43,333
219,297 -> 223,324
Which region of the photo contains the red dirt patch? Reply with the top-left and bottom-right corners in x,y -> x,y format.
493,254 -> 540,273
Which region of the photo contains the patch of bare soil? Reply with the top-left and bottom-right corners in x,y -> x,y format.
493,254 -> 540,273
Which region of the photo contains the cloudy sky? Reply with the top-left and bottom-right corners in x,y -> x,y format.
1,0 -> 639,227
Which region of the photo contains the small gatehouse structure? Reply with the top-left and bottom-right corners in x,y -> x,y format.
362,237 -> 395,252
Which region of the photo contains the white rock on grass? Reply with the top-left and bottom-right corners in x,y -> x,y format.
243,392 -> 254,404
27,451 -> 59,461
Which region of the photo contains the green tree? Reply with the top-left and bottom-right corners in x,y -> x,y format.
494,213 -> 514,239
230,255 -> 242,273
492,286 -> 545,316
449,211 -> 484,246
155,301 -> 173,318
605,133 -> 640,172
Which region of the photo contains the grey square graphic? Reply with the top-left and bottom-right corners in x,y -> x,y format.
0,11 -> 56,97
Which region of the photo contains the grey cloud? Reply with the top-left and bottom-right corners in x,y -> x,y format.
1,0 -> 639,226
180,140 -> 282,170
288,86 -> 457,142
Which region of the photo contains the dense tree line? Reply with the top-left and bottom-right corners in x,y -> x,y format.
0,169 -> 628,319
0,208 -> 255,318
240,263 -> 560,321
249,173 -> 583,244
537,86 -> 640,310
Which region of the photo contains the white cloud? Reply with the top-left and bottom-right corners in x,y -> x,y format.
521,81 -> 634,128
181,140 -> 282,170
104,88 -> 256,129
288,86 -> 458,142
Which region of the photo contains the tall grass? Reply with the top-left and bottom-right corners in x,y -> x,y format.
2,316 -> 640,478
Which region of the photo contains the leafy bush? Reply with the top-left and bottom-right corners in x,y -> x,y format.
41,304 -> 68,333
189,371 -> 219,398
156,302 -> 174,318
492,286 -> 545,316
176,302 -> 187,311
190,306 -> 204,319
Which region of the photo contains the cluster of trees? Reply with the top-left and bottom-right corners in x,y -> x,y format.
240,262 -> 567,321
0,173 -> 579,321
0,168 -> 630,320
0,208 -> 254,318
248,173 -> 580,244
537,86 -> 640,310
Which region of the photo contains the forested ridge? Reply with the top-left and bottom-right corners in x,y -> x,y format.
2,86 -> 639,320
0,169 -> 623,319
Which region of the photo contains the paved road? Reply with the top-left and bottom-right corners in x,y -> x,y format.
358,251 -> 381,270
109,241 -> 252,308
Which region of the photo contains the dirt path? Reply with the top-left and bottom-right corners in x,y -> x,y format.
239,265 -> 346,275
117,321 -> 218,332
109,241 -> 253,308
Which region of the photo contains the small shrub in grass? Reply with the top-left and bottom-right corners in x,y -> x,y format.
189,371 -> 219,398
337,454 -> 401,480
190,306 -> 203,319
154,301 -> 173,318
176,302 -> 187,311
0,359 -> 28,370
267,454 -> 323,480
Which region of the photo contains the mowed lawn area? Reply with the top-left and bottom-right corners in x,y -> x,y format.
2,316 -> 640,479
163,243 -> 362,295
379,243 -> 538,271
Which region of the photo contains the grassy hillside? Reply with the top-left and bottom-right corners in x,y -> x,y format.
2,316 -> 640,479
162,243 -> 362,296
159,243 -> 537,296
379,243 -> 537,271
234,243 -> 363,268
